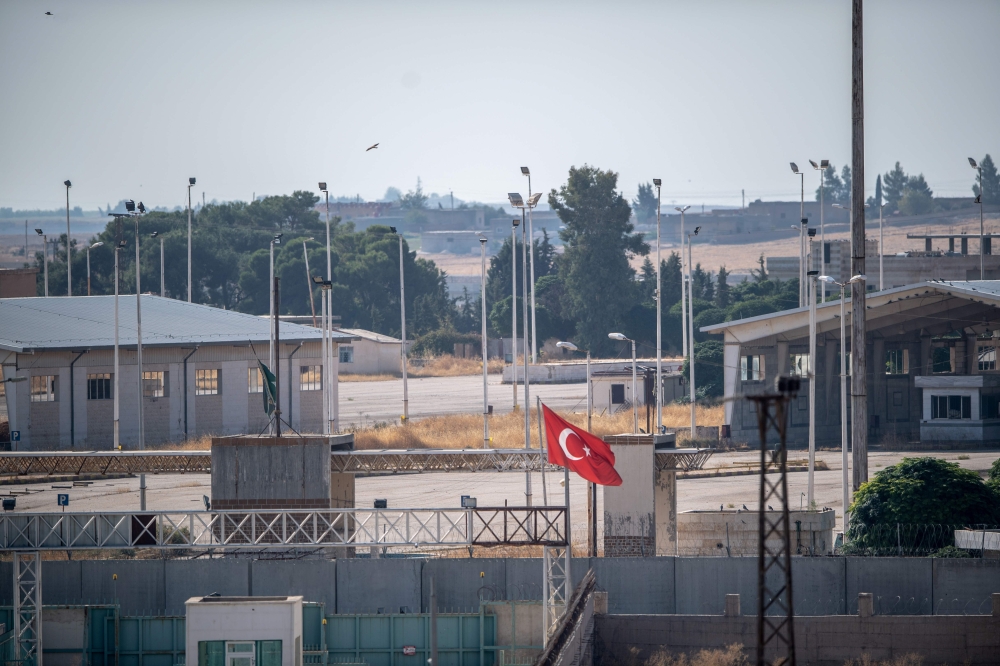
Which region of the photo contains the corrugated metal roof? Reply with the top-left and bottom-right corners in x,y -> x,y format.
0,295 -> 353,353
339,328 -> 402,343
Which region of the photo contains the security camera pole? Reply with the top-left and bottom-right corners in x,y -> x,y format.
64,180 -> 72,296
509,193 -> 534,506
969,157 -> 985,278
810,160 -> 830,302
319,182 -> 334,434
129,200 -> 148,510
790,164 -> 805,306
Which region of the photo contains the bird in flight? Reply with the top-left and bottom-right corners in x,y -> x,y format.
366,143 -> 379,152
45,11 -> 53,15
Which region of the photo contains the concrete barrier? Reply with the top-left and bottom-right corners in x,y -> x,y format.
846,557 -> 932,615
165,560 -> 250,613
336,558 -> 421,614
931,558 -> 1000,615
252,560 -> 337,610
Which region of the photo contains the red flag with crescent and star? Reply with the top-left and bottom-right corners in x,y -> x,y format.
542,403 -> 622,486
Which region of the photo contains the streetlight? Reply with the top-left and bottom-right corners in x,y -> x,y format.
806,270 -> 818,509
113,236 -> 127,452
35,229 -> 48,296
558,339 -> 595,556
969,157 -> 985,279
674,206 -> 691,357
686,226 -> 701,439
313,275 -> 334,434
809,160 -> 830,302
64,180 -> 72,297
320,182 -> 334,433
818,273 -> 866,533
509,193 -> 533,505
269,233 -> 283,435
302,238 -> 317,326
509,188 -> 543,363
151,231 -> 164,297
511,218 -> 519,410
391,226 -> 409,423
129,199 -> 148,510
608,332 -> 638,434
790,164 -> 805,306
479,236 -> 489,448
653,178 -> 663,432
187,177 -> 196,302
86,242 -> 103,296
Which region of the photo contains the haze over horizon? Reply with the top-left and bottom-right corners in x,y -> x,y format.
1,0 -> 998,211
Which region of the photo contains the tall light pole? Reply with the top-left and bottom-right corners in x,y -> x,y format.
686,227 -> 701,439
810,160 -> 830,301
609,333 -> 638,434
86,242 -> 103,296
187,177 -> 195,302
557,340 -> 594,556
877,200 -> 887,291
819,273 -> 866,533
151,232 -> 164,297
790,164 -> 805,306
64,180 -> 72,296
392,227 -> 409,423
509,193 -> 536,507
653,178 -> 663,431
479,236 -> 489,447
511,218 -> 519,409
521,167 -> 540,364
35,229 -> 49,296
269,233 -> 283,435
675,206 -> 691,357
129,200 -> 148,510
109,226 -> 127,452
302,238 -> 317,327
320,182 -> 334,433
807,270 -> 818,509
970,157 -> 985,279
313,276 -> 333,434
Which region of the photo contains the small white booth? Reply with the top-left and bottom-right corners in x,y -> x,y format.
915,375 -> 1000,442
186,596 -> 304,666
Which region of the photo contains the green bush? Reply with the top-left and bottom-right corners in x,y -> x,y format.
410,329 -> 481,357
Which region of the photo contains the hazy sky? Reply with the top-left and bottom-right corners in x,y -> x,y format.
1,0 -> 998,211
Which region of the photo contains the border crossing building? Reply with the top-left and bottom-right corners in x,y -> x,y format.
702,281 -> 1000,447
0,296 -> 354,450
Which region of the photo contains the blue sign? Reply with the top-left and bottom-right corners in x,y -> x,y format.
57,494 -> 69,507
10,431 -> 20,442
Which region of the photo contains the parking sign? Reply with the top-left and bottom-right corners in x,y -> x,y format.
11,431 -> 20,442
57,494 -> 69,507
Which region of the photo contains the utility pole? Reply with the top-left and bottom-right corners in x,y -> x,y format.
65,180 -> 72,296
850,0 -> 868,492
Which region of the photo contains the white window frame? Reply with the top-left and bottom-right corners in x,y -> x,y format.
195,369 -> 221,396
300,365 -> 322,391
339,346 -> 354,364
87,373 -> 113,400
248,367 -> 263,394
30,375 -> 56,402
142,371 -> 167,398
740,354 -> 764,382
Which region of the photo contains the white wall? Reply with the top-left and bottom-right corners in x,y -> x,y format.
185,597 -> 303,666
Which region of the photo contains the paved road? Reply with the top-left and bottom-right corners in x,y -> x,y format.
339,374 -> 587,427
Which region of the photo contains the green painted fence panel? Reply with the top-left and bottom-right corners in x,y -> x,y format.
325,614 -> 495,666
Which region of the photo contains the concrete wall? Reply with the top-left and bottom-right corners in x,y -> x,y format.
1,557 -> 997,619
211,436 -> 332,510
594,613 -> 1000,666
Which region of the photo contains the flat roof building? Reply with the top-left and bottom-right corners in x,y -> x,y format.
0,296 -> 354,450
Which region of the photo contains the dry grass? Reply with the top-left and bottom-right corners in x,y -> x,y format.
408,355 -> 505,377
340,373 -> 399,382
620,644 -> 748,666
351,404 -> 724,450
843,655 -> 923,666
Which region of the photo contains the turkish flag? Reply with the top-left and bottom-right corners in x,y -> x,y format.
542,403 -> 622,486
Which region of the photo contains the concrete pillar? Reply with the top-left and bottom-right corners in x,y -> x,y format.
949,237 -> 955,253
921,335 -> 932,375
594,591 -> 609,615
603,434 -> 655,557
776,341 -> 789,377
858,593 -> 874,618
962,237 -> 969,255
992,592 -> 1000,617
872,338 -> 885,439
968,334 -> 979,375
724,594 -> 740,617
925,238 -> 932,252
654,469 -> 677,556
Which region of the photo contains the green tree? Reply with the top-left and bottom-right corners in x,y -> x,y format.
815,164 -> 844,203
681,340 -> 725,398
847,457 -> 1000,554
972,154 -> 1000,204
399,178 -> 428,210
692,263 -> 714,302
883,162 -> 908,210
484,231 -> 555,313
839,165 -> 852,205
549,165 -> 648,355
715,266 -> 731,309
899,173 -> 934,216
661,253 -> 683,308
638,257 -> 656,303
631,182 -> 658,224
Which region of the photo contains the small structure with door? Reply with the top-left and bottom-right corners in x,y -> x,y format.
591,369 -> 686,417
186,596 -> 303,666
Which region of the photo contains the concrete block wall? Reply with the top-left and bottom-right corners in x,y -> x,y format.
210,436 -> 333,510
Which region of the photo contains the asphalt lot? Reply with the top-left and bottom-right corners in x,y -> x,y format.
338,374 -> 588,427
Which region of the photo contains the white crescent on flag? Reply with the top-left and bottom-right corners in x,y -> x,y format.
558,428 -> 584,461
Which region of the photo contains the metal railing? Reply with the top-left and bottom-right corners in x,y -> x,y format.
0,507 -> 567,551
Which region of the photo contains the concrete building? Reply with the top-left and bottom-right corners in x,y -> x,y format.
336,328 -> 408,376
702,280 -> 1000,447
0,296 -> 354,450
185,595 -> 303,666
591,369 -> 686,416
0,268 -> 38,298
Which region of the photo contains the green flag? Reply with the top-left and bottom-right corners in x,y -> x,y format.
258,360 -> 277,416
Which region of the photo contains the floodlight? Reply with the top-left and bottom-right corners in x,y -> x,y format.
508,193 -> 524,208
189,177 -> 196,186
790,162 -> 799,174
652,178 -> 662,187
848,274 -> 867,284
150,231 -> 158,238
35,228 -> 43,235
137,202 -> 145,213
91,242 -> 104,249
479,237 -> 487,244
125,200 -> 135,212
693,226 -> 701,235
820,160 -> 829,168
818,275 -> 836,284
527,192 -> 542,206
319,182 -> 327,191
608,332 -> 628,341
969,157 -> 978,169
675,205 -> 690,213
512,218 -> 520,227
808,228 -> 817,237
118,240 -> 127,248
521,167 -> 530,175
556,341 -> 579,351
809,160 -> 818,169
975,195 -> 982,204
312,276 -> 324,284
64,180 -> 72,188
807,270 -> 819,276
801,218 -> 808,225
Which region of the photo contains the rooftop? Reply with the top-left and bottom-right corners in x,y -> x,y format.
0,295 -> 354,353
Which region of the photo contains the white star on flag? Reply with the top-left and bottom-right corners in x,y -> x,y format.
583,445 -> 592,457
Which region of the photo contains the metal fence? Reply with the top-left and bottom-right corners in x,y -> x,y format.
843,523 -> 1000,557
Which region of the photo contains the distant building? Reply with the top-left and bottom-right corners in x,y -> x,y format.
0,296 -> 354,450
336,328 -> 411,376
0,268 -> 38,298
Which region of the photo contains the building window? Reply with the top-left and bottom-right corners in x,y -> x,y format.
610,384 -> 625,405
339,346 -> 354,364
248,367 -> 263,394
981,394 -> 1000,419
885,349 -> 909,375
195,369 -> 220,395
979,345 -> 996,371
30,375 -> 56,402
87,373 -> 112,400
741,355 -> 764,381
930,394 -> 971,419
300,365 -> 322,391
789,354 -> 809,377
142,371 -> 167,398
931,346 -> 953,373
